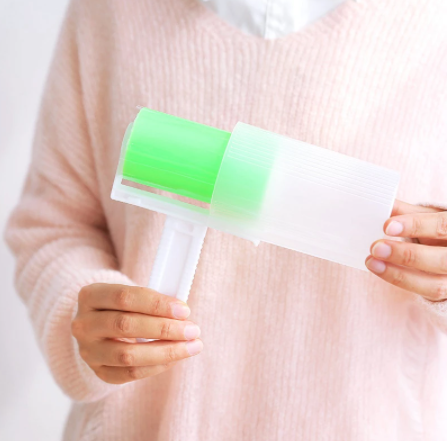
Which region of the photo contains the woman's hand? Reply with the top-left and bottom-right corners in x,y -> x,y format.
72,284 -> 203,384
366,200 -> 447,302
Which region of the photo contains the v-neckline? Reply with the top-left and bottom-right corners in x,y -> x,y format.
179,0 -> 368,45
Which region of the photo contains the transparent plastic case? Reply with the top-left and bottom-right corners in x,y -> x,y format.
211,123 -> 400,270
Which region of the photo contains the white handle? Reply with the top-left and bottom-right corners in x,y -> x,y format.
148,216 -> 207,303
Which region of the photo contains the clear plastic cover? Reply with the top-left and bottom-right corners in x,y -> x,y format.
113,119 -> 400,271
210,123 -> 400,270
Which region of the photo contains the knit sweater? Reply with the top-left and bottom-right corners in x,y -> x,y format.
5,0 -> 447,440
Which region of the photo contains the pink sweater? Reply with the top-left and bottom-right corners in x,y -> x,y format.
5,0 -> 447,440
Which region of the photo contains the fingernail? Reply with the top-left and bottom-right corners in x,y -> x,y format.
386,220 -> 403,236
372,242 -> 392,259
186,339 -> 203,356
366,257 -> 387,274
184,325 -> 201,340
171,303 -> 190,319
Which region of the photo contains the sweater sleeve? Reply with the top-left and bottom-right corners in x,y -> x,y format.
4,1 -> 131,402
415,202 -> 447,332
416,296 -> 446,332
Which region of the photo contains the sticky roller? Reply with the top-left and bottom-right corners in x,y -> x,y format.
112,108 -> 400,303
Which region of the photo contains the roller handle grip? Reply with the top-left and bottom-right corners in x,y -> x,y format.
148,216 -> 207,303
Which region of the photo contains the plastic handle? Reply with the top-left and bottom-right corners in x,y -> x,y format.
148,216 -> 207,303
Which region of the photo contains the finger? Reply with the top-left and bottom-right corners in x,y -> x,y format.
82,339 -> 203,368
384,211 -> 447,240
79,284 -> 191,319
79,311 -> 201,340
392,200 -> 441,216
365,257 -> 447,301
94,363 -> 175,384
371,240 -> 447,275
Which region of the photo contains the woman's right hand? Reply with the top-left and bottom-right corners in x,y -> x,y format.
71,284 -> 203,384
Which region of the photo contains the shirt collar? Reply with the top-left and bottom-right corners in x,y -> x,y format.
200,0 -> 355,39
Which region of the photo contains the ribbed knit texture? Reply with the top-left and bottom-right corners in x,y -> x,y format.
5,0 -> 447,440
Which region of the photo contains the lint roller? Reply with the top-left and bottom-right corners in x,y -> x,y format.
112,108 -> 400,303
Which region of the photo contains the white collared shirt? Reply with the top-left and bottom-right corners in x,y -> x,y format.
200,0 -> 353,39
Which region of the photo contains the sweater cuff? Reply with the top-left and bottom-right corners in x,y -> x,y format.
417,201 -> 447,211
415,202 -> 447,331
38,251 -> 136,402
415,295 -> 447,332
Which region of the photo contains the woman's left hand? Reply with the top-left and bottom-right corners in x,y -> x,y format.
366,200 -> 447,302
